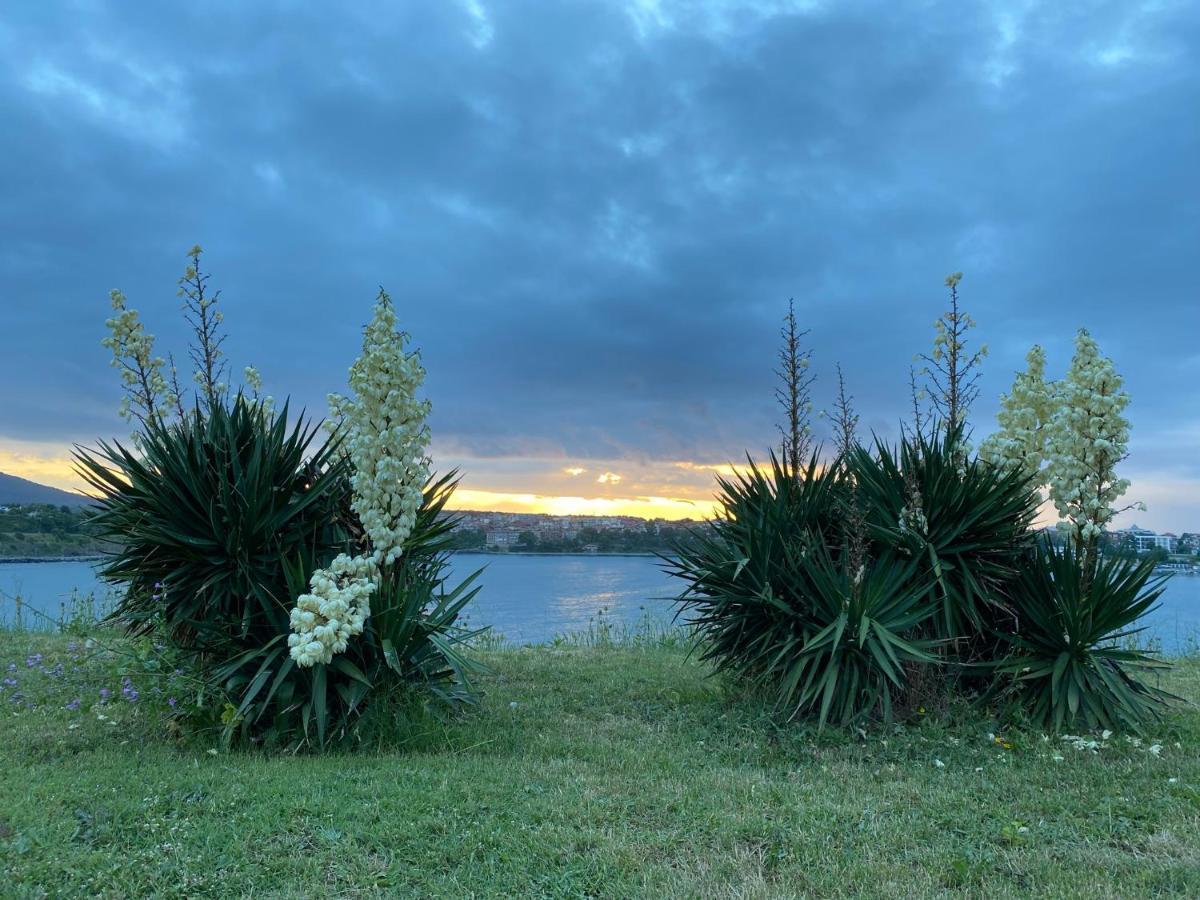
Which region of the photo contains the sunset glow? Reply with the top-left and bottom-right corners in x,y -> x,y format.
446,488 -> 720,520
0,441 -> 87,494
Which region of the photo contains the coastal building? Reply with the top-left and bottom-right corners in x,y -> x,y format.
485,531 -> 521,548
1115,525 -> 1176,553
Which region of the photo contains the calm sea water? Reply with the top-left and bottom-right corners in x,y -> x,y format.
3,555 -> 1199,652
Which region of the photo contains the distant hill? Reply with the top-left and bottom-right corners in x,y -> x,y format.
0,472 -> 91,508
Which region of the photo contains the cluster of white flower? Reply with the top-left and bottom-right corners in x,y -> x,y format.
984,331 -> 1141,546
288,554 -> 377,667
329,290 -> 432,566
980,344 -> 1051,482
1044,329 -> 1138,543
286,291 -> 432,665
1062,731 -> 1110,752
102,289 -> 174,431
242,365 -> 274,416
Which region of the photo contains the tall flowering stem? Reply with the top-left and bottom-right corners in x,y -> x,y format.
101,290 -> 173,435
1044,329 -> 1140,563
919,272 -> 987,446
981,344 -> 1051,483
178,245 -> 228,410
775,298 -> 815,477
289,289 -> 432,667
331,289 -> 432,565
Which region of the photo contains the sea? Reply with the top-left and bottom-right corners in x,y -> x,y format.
2,554 -> 1197,653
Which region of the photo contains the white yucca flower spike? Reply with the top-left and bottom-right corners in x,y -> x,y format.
1043,329 -> 1135,545
288,290 -> 432,665
981,344 -> 1052,483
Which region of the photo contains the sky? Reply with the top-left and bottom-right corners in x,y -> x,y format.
0,1 -> 1197,529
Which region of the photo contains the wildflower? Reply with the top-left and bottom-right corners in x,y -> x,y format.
99,688 -> 111,703
1148,744 -> 1163,757
65,698 -> 81,711
168,697 -> 177,708
934,759 -> 945,768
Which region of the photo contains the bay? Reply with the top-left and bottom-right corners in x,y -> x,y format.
3,554 -> 1198,653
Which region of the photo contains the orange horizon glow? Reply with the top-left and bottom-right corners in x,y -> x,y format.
446,488 -> 721,520
0,442 -> 726,520
0,439 -> 1187,530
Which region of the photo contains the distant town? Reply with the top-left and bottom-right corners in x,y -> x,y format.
1,495 -> 1199,569
446,510 -> 703,555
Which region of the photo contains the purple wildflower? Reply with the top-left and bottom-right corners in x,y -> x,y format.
99,688 -> 111,703
65,698 -> 81,711
2,678 -> 16,687
168,697 -> 178,708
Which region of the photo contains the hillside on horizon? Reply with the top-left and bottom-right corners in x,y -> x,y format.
0,471 -> 90,507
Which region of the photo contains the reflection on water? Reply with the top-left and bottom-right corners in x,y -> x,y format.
3,554 -> 1199,652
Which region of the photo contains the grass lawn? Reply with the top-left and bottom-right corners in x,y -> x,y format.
1,631 -> 1198,898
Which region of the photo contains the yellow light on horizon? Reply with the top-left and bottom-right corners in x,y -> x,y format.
0,443 -> 88,494
446,488 -> 720,520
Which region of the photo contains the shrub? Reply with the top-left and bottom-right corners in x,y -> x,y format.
851,427 -> 1040,655
985,540 -> 1181,731
77,398 -> 347,656
667,454 -> 938,726
78,397 -> 484,750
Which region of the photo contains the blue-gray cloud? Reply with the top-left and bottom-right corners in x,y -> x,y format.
1,1 -> 1197,490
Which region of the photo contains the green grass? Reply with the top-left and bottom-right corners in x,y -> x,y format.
1,631 -> 1198,898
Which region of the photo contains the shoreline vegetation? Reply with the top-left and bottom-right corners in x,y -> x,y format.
1,627 -> 1197,896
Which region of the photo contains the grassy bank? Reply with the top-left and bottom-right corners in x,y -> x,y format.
1,631 -> 1197,898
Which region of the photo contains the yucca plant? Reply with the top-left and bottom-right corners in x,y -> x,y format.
76,396 -> 348,658
78,397 -> 485,750
219,471 -> 486,750
986,539 -> 1181,731
666,453 -> 937,726
851,426 -> 1039,654
773,548 -> 938,726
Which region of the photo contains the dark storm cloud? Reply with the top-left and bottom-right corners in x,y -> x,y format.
1,1 -> 1198,481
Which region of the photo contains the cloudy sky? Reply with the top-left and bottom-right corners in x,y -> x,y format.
1,1 -> 1197,528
